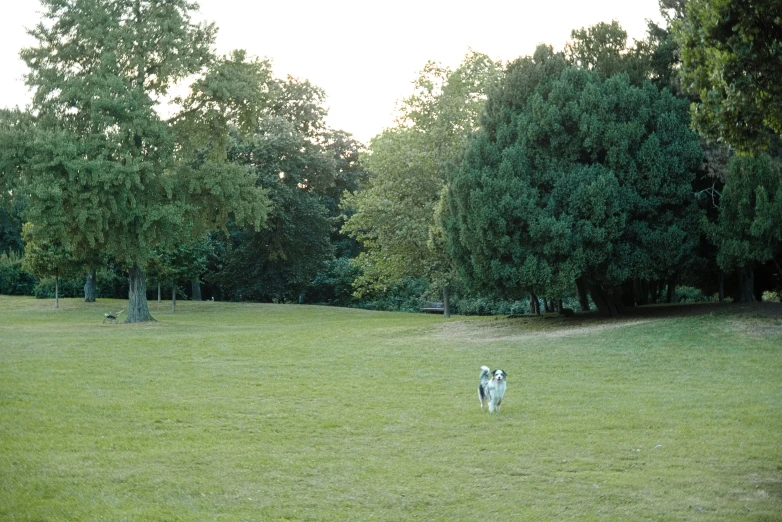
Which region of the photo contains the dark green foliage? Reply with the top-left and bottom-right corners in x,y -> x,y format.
0,253 -> 36,296
214,186 -> 333,302
357,277 -> 431,313
706,154 -> 782,301
306,257 -> 361,307
443,46 -> 704,315
0,199 -> 25,256
210,74 -> 363,303
675,0 -> 782,152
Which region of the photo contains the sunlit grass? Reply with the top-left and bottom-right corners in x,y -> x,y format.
1,296 -> 781,520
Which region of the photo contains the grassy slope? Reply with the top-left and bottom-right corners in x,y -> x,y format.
1,296 -> 780,521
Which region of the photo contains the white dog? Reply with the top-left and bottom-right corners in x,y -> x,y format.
478,366 -> 507,413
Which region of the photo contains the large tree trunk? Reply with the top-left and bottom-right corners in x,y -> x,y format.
192,278 -> 202,301
530,293 -> 542,315
736,265 -> 756,303
126,264 -> 155,323
575,277 -> 590,312
442,286 -> 451,319
84,267 -> 97,302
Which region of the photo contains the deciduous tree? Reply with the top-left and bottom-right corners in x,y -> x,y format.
674,0 -> 782,152
20,0 -> 270,322
342,52 -> 500,314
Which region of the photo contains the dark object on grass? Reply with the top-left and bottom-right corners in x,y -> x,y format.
103,310 -> 123,324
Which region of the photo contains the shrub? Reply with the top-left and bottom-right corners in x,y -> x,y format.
674,285 -> 711,303
307,257 -> 361,307
0,252 -> 37,295
34,276 -> 86,299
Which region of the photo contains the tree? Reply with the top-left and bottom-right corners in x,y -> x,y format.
441,45 -> 704,316
342,52 -> 500,314
674,0 -> 782,152
20,0 -> 270,322
213,76 -> 344,302
22,223 -> 76,308
564,20 -> 650,85
155,238 -> 212,311
706,154 -> 782,301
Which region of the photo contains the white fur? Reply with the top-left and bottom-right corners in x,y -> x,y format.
478,365 -> 507,413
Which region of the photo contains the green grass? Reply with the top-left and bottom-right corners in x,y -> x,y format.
1,296 -> 781,521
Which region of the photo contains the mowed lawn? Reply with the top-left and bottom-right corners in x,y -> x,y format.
1,296 -> 781,521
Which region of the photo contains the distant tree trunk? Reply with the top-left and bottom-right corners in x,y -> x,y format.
125,264 -> 154,323
172,281 -> 177,312
666,277 -> 677,303
587,283 -> 620,317
192,278 -> 202,301
443,286 -> 451,319
718,271 -> 725,303
557,298 -> 563,313
543,299 -> 551,313
157,282 -> 161,304
649,281 -> 657,304
621,280 -> 636,308
736,265 -> 756,303
634,278 -> 649,306
529,293 -> 541,315
55,273 -> 60,309
84,267 -> 97,302
575,278 -> 590,312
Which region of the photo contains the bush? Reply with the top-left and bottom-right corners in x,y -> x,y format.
0,252 -> 37,295
34,276 -> 86,299
357,277 -> 430,313
674,285 -> 711,303
307,257 -> 361,307
96,266 -> 129,299
33,266 -> 130,300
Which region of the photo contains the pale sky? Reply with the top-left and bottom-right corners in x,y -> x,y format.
0,0 -> 664,143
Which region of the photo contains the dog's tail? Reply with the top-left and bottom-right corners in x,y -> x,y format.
480,365 -> 491,384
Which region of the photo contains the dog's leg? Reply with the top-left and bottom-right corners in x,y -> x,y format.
488,400 -> 495,413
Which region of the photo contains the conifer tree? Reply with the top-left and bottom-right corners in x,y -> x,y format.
442,46 -> 703,316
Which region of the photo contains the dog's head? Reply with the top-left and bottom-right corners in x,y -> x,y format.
492,369 -> 507,383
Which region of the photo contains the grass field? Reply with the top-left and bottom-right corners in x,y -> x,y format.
1,296 -> 781,521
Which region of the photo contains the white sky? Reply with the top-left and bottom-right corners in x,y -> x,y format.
0,0 -> 664,143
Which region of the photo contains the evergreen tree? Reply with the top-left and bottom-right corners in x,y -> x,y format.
706,154 -> 782,301
442,45 -> 703,316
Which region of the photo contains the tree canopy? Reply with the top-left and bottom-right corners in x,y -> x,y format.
675,0 -> 782,152
342,52 -> 500,304
19,0 -> 270,321
442,45 -> 704,315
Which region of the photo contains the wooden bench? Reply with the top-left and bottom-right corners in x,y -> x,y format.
422,301 -> 445,313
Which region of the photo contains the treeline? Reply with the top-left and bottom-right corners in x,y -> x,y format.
1,0 -> 780,318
